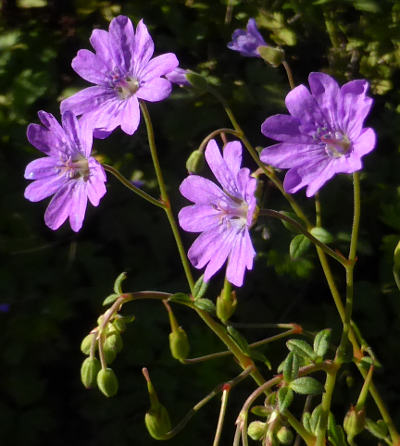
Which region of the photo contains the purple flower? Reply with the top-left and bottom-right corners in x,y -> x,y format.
227,18 -> 267,58
178,139 -> 257,287
61,15 -> 179,136
260,72 -> 376,197
24,111 -> 107,232
165,67 -> 190,87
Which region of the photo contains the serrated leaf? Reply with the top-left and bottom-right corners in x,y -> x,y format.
313,329 -> 331,358
365,418 -> 389,441
103,293 -> 119,306
193,275 -> 209,299
290,234 -> 311,259
310,227 -> 334,244
227,326 -> 250,354
193,298 -> 215,313
289,377 -> 324,395
169,293 -> 191,304
113,272 -> 127,294
287,339 -> 318,362
278,387 -> 294,413
283,351 -> 300,382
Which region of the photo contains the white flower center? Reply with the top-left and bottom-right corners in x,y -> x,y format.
115,76 -> 140,99
59,155 -> 89,181
317,129 -> 352,158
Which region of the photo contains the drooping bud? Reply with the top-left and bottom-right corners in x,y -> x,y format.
186,150 -> 205,174
169,327 -> 190,362
97,367 -> 119,397
142,368 -> 172,440
80,357 -> 101,389
248,421 -> 267,441
276,426 -> 294,445
80,333 -> 96,355
343,406 -> 366,443
216,289 -> 237,324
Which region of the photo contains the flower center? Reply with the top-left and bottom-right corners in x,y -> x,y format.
60,155 -> 90,181
319,130 -> 352,158
115,76 -> 140,100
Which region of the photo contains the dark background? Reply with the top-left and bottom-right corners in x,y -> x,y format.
2,0 -> 400,444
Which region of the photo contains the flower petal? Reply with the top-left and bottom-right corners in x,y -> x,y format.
120,95 -> 140,134
179,175 -> 224,204
24,157 -> 58,180
178,205 -> 220,232
90,29 -> 112,65
71,49 -> 110,86
137,77 -> 172,102
138,53 -> 179,81
260,143 -> 324,169
222,141 -> 242,176
109,15 -> 135,73
308,72 -> 340,129
285,84 -> 324,129
261,114 -> 314,143
131,19 -> 154,74
60,86 -> 115,116
44,181 -> 74,230
226,229 -> 255,287
24,174 -> 66,202
69,181 -> 88,232
87,162 -> 107,206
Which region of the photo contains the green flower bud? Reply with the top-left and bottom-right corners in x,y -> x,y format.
344,406 -> 366,443
145,404 -> 172,440
97,367 -> 119,397
169,326 -> 190,362
80,333 -> 96,355
102,332 -> 123,364
216,290 -> 237,324
248,421 -> 267,441
276,426 -> 294,445
80,357 -> 101,389
186,150 -> 205,174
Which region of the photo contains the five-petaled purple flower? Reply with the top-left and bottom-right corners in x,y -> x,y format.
61,15 -> 179,136
260,72 -> 376,197
178,139 -> 257,287
227,18 -> 267,58
24,111 -> 107,232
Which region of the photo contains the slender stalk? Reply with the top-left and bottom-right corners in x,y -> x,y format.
213,386 -> 230,446
197,128 -> 241,153
282,60 -> 295,90
260,209 -> 348,267
103,163 -> 165,209
315,193 -> 322,227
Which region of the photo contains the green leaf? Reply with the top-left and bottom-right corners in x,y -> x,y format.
310,227 -> 334,244
193,298 -> 215,314
279,211 -> 303,233
227,326 -> 250,355
289,377 -> 324,395
250,406 -> 270,418
310,405 -> 323,434
249,349 -> 271,370
302,412 -> 312,434
289,234 -> 311,259
283,351 -> 300,382
193,275 -> 209,299
365,418 -> 389,441
258,45 -> 285,67
113,272 -> 127,294
102,293 -> 119,306
278,387 -> 294,413
287,339 -> 318,362
168,293 -> 191,304
328,413 -> 348,446
313,329 -> 331,358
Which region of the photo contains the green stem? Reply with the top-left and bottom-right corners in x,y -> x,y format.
282,60 -> 295,90
213,386 -> 230,446
139,101 -> 195,292
197,128 -> 241,153
103,163 -> 165,209
315,193 -> 322,227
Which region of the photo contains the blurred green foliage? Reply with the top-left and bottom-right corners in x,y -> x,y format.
2,0 -> 400,445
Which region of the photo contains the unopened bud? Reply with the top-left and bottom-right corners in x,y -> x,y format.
169,326 -> 190,362
80,357 -> 101,389
97,367 -> 119,397
276,426 -> 294,445
185,72 -> 208,91
186,150 -> 205,174
344,406 -> 366,442
145,404 -> 172,440
248,421 -> 266,441
81,333 -> 96,355
216,290 -> 237,324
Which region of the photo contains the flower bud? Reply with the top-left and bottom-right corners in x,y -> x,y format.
80,333 -> 96,355
344,406 -> 366,443
216,290 -> 237,324
276,426 -> 294,445
145,404 -> 172,440
186,150 -> 205,174
185,72 -> 208,91
257,46 -> 285,68
97,367 -> 119,397
169,326 -> 190,362
80,357 -> 101,389
248,421 -> 266,441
